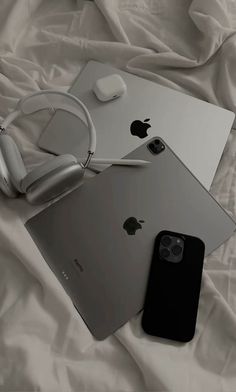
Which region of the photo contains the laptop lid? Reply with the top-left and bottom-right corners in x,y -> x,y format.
38,60 -> 235,190
26,138 -> 236,340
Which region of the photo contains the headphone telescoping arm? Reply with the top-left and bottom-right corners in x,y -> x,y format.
0,110 -> 21,132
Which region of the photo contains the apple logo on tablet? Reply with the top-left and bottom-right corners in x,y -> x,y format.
130,118 -> 151,138
123,217 -> 145,235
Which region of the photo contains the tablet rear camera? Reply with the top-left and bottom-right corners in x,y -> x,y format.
148,139 -> 165,155
149,143 -> 155,151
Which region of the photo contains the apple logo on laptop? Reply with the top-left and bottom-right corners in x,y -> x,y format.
123,217 -> 145,235
130,118 -> 151,138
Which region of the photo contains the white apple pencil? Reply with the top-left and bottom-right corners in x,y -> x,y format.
81,158 -> 150,166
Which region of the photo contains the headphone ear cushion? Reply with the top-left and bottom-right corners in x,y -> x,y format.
26,163 -> 84,204
20,154 -> 77,193
0,135 -> 26,192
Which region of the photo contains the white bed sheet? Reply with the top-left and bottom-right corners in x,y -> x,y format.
0,1 -> 236,391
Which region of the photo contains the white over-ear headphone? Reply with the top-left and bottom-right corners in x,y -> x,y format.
0,90 -> 148,205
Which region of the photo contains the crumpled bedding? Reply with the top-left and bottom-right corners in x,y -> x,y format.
0,0 -> 236,391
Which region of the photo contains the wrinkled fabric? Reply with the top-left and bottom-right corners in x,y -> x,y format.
0,0 -> 236,391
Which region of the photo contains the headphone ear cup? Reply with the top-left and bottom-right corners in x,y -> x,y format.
20,154 -> 77,193
0,135 -> 26,192
0,149 -> 18,197
26,163 -> 84,204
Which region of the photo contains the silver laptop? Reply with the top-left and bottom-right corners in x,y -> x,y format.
26,138 -> 236,340
38,60 -> 235,190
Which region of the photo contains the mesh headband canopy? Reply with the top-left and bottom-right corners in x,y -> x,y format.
1,90 -> 96,158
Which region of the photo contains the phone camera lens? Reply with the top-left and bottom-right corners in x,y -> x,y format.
161,235 -> 171,247
154,139 -> 160,145
160,248 -> 170,258
171,245 -> 182,256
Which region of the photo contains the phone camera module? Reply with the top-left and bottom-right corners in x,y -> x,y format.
159,234 -> 184,263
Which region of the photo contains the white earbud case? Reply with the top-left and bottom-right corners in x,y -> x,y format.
93,74 -> 127,102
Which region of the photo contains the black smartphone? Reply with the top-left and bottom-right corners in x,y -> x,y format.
141,230 -> 205,342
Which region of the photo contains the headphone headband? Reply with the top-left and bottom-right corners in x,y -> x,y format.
0,90 -> 96,167
0,89 -> 149,204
